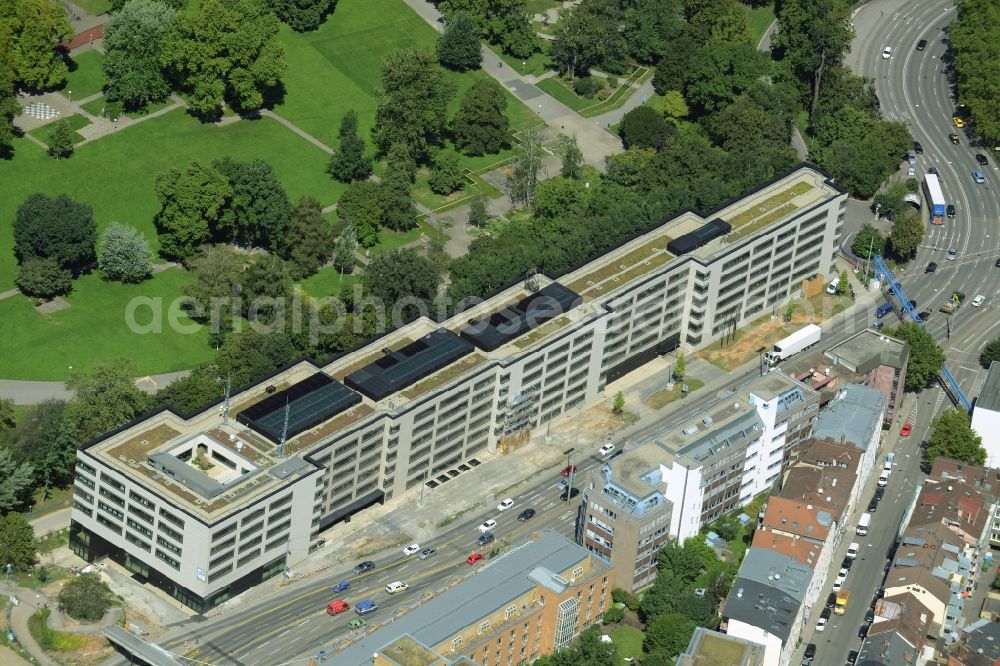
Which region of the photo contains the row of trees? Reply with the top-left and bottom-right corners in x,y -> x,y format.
950,0 -> 1000,148
436,0 -> 535,59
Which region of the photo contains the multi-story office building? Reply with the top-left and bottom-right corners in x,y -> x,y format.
70,167 -> 846,611
337,531 -> 609,666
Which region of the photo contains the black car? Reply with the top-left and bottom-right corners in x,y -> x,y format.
874,95 -> 881,109
928,166 -> 940,177
947,204 -> 956,218
353,560 -> 375,574
559,487 -> 580,501
858,623 -> 870,638
868,498 -> 879,512
874,486 -> 885,500
820,607 -> 832,620
914,141 -> 923,154
847,650 -> 859,665
884,558 -> 892,572
865,608 -> 875,623
977,153 -> 989,166
517,508 -> 536,522
876,586 -> 885,598
996,257 -> 1000,268
476,532 -> 495,547
925,260 -> 937,273
917,309 -> 932,322
805,644 -> 817,659
907,299 -> 916,309
826,592 -> 837,609
916,39 -> 927,50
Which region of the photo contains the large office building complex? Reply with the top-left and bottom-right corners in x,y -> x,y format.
70,167 -> 846,611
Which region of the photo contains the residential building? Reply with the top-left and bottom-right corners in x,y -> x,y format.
929,458 -> 1000,548
576,444 -> 673,592
948,618 -> 1000,666
678,627 -> 766,666
824,328 -> 909,424
971,362 -> 1000,468
334,531 -> 610,666
70,167 -> 846,611
856,592 -> 934,666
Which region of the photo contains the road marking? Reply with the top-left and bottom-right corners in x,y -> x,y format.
278,630 -> 290,638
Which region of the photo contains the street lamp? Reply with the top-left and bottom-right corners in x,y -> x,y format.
68,90 -> 72,102
564,448 -> 575,503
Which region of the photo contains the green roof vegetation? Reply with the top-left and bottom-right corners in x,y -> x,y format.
726,203 -> 799,242
400,353 -> 487,399
511,316 -> 570,349
108,424 -> 180,462
567,238 -> 672,297
725,181 -> 812,229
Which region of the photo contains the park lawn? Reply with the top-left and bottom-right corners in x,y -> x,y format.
28,113 -> 91,145
64,50 -> 106,99
364,226 -> 422,257
536,76 -> 593,113
488,42 -> 552,77
611,625 -> 645,663
275,0 -> 536,174
0,268 -> 214,380
524,0 -> 560,16
299,268 -> 360,299
72,0 -> 112,15
747,3 -> 775,46
0,109 -> 344,290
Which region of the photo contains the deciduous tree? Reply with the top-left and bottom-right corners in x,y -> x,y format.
506,127 -> 544,205
102,0 -> 176,110
684,41 -> 767,115
16,257 -> 72,298
153,161 -> 232,260
687,0 -> 752,46
450,79 -> 509,156
533,177 -> 588,221
554,133 -> 583,179
550,0 -> 628,77
46,119 -> 74,158
622,0 -> 685,64
266,0 -> 335,32
468,195 -> 488,227
620,106 -> 673,150
372,48 -> 452,161
160,0 -> 285,117
885,322 -> 945,390
852,222 -> 886,259
336,181 -> 382,247
436,10 -> 482,71
14,193 -> 96,271
428,152 -> 465,195
361,248 -> 440,318
328,110 -> 372,183
64,358 -> 150,442
644,613 -> 697,659
0,512 -> 35,570
58,573 -> 116,622
333,225 -> 357,274
925,408 -> 985,467
888,210 -> 923,260
0,0 -> 72,90
4,400 -> 76,493
214,158 -> 291,251
280,197 -> 333,279
439,0 -> 535,59
981,337 -> 1000,369
0,449 -> 34,514
0,59 -> 20,157
950,1 -> 1000,147
98,223 -> 153,283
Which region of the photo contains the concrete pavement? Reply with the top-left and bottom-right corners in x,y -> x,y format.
0,370 -> 190,405
29,508 -> 71,537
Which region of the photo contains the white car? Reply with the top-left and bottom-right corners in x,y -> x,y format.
402,543 -> 420,556
816,615 -> 828,631
907,166 -> 915,177
599,443 -> 616,456
832,573 -> 847,592
478,519 -> 497,532
846,542 -> 860,559
972,295 -> 985,307
882,46 -> 892,59
385,581 -> 408,594
878,470 -> 890,487
497,498 -> 514,512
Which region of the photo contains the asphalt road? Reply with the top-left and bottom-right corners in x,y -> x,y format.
850,0 -> 1000,402
143,461 -> 601,666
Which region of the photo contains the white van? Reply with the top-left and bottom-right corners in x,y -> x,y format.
846,542 -> 860,559
385,581 -> 408,594
878,469 -> 890,487
857,512 -> 872,536
826,277 -> 840,295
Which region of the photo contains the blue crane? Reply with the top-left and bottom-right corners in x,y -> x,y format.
871,255 -> 971,412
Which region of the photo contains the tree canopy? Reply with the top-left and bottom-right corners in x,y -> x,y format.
13,193 -> 97,272
214,157 -> 291,251
98,223 -> 153,283
160,0 -> 286,117
102,0 -> 176,110
439,0 -> 536,59
361,248 -> 440,319
852,223 -> 885,260
58,573 -> 117,622
266,0 -> 335,32
451,79 -> 510,156
0,512 -> 35,570
153,161 -> 233,260
436,10 -> 482,71
372,49 -> 453,161
950,0 -> 1000,146
885,322 -> 945,390
981,337 -> 1000,369
328,110 -> 372,183
280,196 -> 334,279
0,0 -> 72,90
925,408 -> 985,467
64,358 -> 151,442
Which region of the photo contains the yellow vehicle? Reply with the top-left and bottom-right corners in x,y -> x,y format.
835,589 -> 850,615
953,117 -> 966,128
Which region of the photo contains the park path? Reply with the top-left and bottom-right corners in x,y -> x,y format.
396,0 -> 622,169
753,16 -> 809,161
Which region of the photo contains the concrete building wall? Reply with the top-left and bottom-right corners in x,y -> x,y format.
971,407 -> 1000,469
725,619 -> 783,666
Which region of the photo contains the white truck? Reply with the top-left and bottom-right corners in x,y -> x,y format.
856,512 -> 872,536
763,324 -> 822,367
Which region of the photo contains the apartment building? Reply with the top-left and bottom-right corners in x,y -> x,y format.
857,592 -> 935,666
678,627 -> 766,666
971,361 -> 1000,468
70,167 -> 846,611
947,619 -> 1000,666
335,531 -> 610,666
929,457 -> 1000,548
825,328 -> 909,424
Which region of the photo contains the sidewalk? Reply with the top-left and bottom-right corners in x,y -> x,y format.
6,587 -> 58,666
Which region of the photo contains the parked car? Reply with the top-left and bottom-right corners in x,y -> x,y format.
865,608 -> 875,623
847,649 -> 859,665
950,133 -> 961,144
418,547 -> 437,560
353,561 -> 375,574
402,543 -> 420,556
972,295 -> 985,307
826,592 -> 837,609
476,532 -> 495,547
846,542 -> 860,559
497,498 -> 514,512
947,204 -> 956,218
906,152 -> 917,166
858,623 -> 870,638
954,116 -> 966,128
478,519 -> 497,532
973,170 -> 986,184
900,423 -> 912,437
976,153 -> 989,166
996,257 -> 1000,268
917,309 -> 932,322
874,486 -> 885,500
868,498 -> 879,513
560,487 -> 581,501
599,443 -> 616,456
925,261 -> 937,273
560,465 -> 578,477
517,508 -> 536,522
916,39 -> 927,50
816,615 -> 828,632
842,557 -> 853,570
330,581 -> 350,593
907,166 -> 915,177
347,617 -> 367,630
928,165 -> 940,177
947,248 -> 957,261
914,141 -> 923,153
467,552 -> 484,565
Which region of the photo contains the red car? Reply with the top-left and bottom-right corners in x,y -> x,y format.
467,553 -> 484,565
560,465 -> 578,477
900,423 -> 912,437
326,599 -> 349,615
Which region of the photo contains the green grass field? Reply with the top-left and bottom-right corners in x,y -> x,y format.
536,76 -> 594,112
63,50 -> 106,99
747,3 -> 776,46
0,268 -> 214,380
275,0 -> 538,170
0,109 -> 344,290
72,0 -> 112,15
28,113 -> 92,145
299,267 -> 360,299
611,625 -> 645,663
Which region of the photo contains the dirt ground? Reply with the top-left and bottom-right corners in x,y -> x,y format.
698,293 -> 849,371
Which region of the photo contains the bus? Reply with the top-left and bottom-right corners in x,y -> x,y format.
923,173 -> 946,225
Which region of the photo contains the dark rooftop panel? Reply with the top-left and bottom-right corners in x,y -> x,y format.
345,329 -> 474,401
238,373 -> 361,442
460,283 -> 583,352
667,219 -> 732,255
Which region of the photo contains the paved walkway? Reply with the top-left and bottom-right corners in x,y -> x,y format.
5,586 -> 58,666
0,369 -> 190,404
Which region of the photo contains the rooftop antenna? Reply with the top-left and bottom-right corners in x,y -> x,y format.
278,397 -> 290,458
524,268 -> 540,292
221,373 -> 232,425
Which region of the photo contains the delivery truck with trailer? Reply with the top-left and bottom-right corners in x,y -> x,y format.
763,324 -> 822,367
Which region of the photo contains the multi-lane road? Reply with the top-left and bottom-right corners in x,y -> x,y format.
852,0 -> 1000,400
